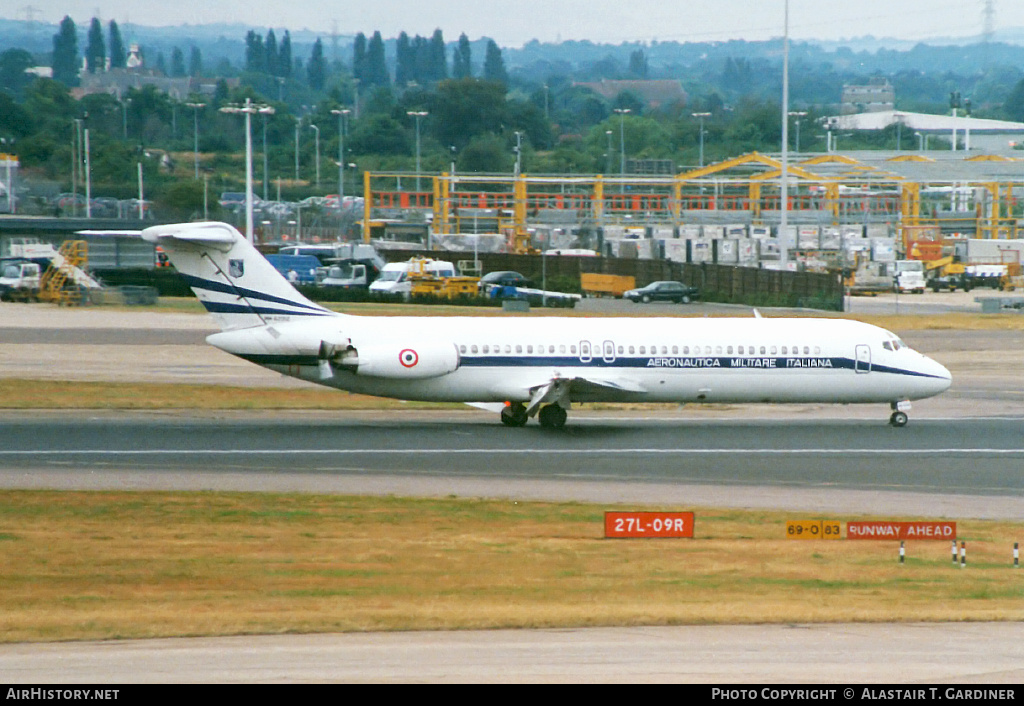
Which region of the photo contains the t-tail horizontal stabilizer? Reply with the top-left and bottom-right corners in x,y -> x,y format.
141,222 -> 333,331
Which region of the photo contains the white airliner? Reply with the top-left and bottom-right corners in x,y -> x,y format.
141,222 -> 951,428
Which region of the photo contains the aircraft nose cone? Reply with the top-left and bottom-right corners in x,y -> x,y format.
925,357 -> 952,396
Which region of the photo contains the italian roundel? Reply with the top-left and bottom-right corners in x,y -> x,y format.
399,348 -> 419,368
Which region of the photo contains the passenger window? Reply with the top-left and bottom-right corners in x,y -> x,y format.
814,346 -> 821,355
639,346 -> 646,354
781,346 -> 787,355
770,346 -> 777,355
505,345 -> 511,354
459,345 -> 467,354
559,345 -> 566,354
527,345 -> 533,354
803,346 -> 810,355
716,346 -> 722,355
672,345 -> 678,355
727,346 -> 733,354
738,346 -> 744,354
760,346 -> 766,354
570,345 -> 577,354
549,345 -> 555,354
471,345 -> 478,354
629,346 -> 635,354
617,346 -> 624,354
482,345 -> 489,354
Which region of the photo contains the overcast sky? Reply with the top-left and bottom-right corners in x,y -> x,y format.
9,1 -> 1023,47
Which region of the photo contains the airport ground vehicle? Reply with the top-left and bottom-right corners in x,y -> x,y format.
0,259 -> 42,301
624,280 -> 700,304
264,254 -> 320,284
317,260 -> 381,289
369,258 -> 457,297
479,270 -> 580,308
893,260 -> 926,294
0,239 -> 103,304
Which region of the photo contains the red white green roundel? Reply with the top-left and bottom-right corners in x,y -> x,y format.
399,348 -> 419,368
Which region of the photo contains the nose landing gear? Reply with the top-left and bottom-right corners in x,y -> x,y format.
889,401 -> 910,427
889,411 -> 909,427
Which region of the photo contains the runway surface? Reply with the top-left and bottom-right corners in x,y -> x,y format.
3,623 -> 1023,684
2,300 -> 1023,682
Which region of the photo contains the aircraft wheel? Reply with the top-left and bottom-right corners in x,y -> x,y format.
889,411 -> 908,428
501,402 -> 528,427
538,404 -> 567,429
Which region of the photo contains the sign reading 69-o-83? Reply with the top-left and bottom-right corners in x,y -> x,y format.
604,512 -> 694,538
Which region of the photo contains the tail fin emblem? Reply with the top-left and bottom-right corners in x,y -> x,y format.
229,259 -> 245,278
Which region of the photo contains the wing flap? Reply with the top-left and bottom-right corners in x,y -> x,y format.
523,374 -> 647,416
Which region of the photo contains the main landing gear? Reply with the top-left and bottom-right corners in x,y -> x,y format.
889,401 -> 910,428
500,402 -> 567,429
500,402 -> 528,427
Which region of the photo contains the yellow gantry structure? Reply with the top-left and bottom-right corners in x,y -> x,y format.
363,152 -> 1024,250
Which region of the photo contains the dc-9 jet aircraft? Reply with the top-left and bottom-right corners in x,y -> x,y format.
142,222 -> 951,428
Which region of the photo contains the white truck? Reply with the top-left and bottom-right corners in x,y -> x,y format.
893,260 -> 926,294
0,260 -> 42,301
368,258 -> 456,298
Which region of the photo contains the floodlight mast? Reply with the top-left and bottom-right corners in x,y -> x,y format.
220,98 -> 274,242
780,0 -> 790,266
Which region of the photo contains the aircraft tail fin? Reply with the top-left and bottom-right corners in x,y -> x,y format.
141,222 -> 334,330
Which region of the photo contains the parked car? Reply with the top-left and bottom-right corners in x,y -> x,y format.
624,280 -> 700,304
478,271 -> 531,292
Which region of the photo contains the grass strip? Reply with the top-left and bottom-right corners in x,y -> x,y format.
0,490 -> 1021,642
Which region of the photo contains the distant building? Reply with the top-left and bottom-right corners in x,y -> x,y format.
575,79 -> 687,110
73,43 -> 237,101
841,78 -> 895,115
75,69 -> 237,101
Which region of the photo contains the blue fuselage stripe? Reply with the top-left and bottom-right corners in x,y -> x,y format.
242,353 -> 942,380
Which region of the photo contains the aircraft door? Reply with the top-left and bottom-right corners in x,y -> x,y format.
855,344 -> 871,373
602,340 -> 616,363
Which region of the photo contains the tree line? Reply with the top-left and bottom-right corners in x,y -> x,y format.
5,17 -> 1024,220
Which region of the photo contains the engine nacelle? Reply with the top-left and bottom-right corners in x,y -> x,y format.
351,341 -> 460,379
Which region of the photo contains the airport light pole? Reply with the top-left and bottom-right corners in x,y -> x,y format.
120,98 -> 129,140
788,111 -> 807,153
513,131 -> 523,176
220,98 -> 274,242
186,102 -> 205,180
309,123 -> 321,188
294,117 -> 301,182
331,108 -> 351,209
84,126 -> 91,218
692,112 -> 711,167
613,108 -> 631,177
71,118 -> 82,217
779,0 -> 791,267
407,111 -> 428,193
